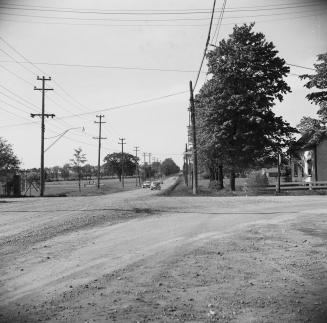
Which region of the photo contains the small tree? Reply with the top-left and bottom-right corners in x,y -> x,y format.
70,148 -> 87,192
0,137 -> 20,175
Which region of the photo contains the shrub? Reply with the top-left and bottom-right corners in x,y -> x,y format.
244,171 -> 269,193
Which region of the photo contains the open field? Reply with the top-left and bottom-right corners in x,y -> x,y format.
22,176 -> 146,197
0,182 -> 326,322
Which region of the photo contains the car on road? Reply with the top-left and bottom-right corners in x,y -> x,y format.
150,181 -> 161,190
142,181 -> 151,188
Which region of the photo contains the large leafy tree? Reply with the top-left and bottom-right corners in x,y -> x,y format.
103,152 -> 138,180
300,53 -> 327,120
161,158 -> 180,176
196,23 -> 296,190
0,137 -> 20,174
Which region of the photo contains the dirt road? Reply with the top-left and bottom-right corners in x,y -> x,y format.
0,180 -> 326,322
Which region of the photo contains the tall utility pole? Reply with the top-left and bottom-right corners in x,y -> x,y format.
148,153 -> 152,180
119,138 -> 126,188
277,153 -> 281,194
189,80 -> 198,195
134,146 -> 141,187
184,143 -> 189,187
32,76 -> 54,197
93,115 -> 106,189
143,152 -> 147,165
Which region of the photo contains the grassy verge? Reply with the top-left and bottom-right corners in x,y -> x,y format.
168,177 -> 327,197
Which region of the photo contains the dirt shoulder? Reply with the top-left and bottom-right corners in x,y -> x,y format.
1,205 -> 326,323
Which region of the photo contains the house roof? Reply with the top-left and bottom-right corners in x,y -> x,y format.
296,130 -> 327,149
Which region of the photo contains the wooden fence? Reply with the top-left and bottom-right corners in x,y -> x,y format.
267,181 -> 327,191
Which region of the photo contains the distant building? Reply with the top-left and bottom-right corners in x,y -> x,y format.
291,131 -> 327,182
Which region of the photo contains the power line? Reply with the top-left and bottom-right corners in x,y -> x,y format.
1,11 -> 325,27
0,97 -> 65,136
0,2 -> 323,15
193,0 -> 217,90
0,7 -> 324,22
54,90 -> 188,120
0,90 -> 186,128
0,101 -> 37,121
0,89 -> 38,113
0,95 -> 66,135
286,62 -> 315,71
0,60 -> 204,73
0,47 -> 37,77
0,83 -> 39,110
0,36 -> 95,130
0,1 -> 321,10
212,0 -> 227,46
0,36 -> 88,115
0,64 -> 34,86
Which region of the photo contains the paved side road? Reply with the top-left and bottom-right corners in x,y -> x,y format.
0,187 -> 326,322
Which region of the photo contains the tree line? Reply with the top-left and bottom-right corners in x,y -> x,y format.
0,143 -> 180,185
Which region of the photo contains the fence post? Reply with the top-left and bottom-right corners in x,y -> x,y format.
309,182 -> 312,191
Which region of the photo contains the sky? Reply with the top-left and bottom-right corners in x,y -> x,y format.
0,0 -> 326,169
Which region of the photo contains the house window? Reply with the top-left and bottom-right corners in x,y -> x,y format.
307,159 -> 312,176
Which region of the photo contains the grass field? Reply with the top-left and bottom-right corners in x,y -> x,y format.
172,177 -> 249,196
23,177 -> 142,197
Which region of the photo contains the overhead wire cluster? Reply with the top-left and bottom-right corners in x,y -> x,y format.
0,36 -> 117,152
0,35 -> 189,157
0,1 -> 325,27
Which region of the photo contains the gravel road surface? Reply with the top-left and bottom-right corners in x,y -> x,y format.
0,179 -> 326,322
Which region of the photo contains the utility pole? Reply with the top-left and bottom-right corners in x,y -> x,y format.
189,80 -> 198,195
184,143 -> 189,186
32,76 -> 54,197
134,146 -> 141,187
143,152 -> 147,165
93,115 -> 106,189
148,153 -> 152,180
119,138 -> 126,188
277,153 -> 281,194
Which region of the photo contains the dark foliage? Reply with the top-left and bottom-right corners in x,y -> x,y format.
195,23 -> 297,190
